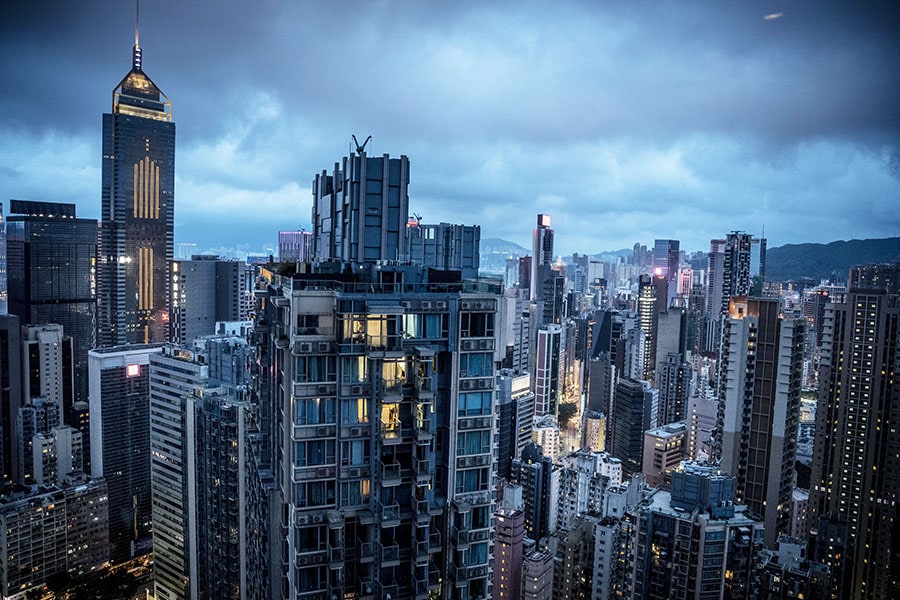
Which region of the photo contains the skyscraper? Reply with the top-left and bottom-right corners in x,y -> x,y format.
98,24 -> 175,346
0,202 -> 6,315
530,214 -> 554,302
169,255 -> 250,345
808,286 -> 900,599
89,344 -> 163,562
718,297 -> 804,547
652,238 -> 680,300
0,314 -> 21,486
6,200 -> 97,406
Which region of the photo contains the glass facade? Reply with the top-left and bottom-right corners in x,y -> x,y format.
6,202 -> 97,405
99,46 -> 174,347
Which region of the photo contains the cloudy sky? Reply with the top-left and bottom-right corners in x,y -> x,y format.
2,1 -> 899,256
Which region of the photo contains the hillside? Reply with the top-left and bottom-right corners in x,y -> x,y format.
765,237 -> 900,282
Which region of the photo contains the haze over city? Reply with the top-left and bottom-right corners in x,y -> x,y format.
3,1 -> 899,256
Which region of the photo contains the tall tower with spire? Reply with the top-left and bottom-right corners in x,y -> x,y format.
98,9 -> 174,346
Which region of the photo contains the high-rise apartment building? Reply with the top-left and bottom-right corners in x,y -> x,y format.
149,342 -> 266,600
252,148 -> 500,599
718,297 -> 804,547
704,232 -> 766,353
808,286 -> 900,599
311,151 -> 409,264
256,264 -> 500,599
6,200 -> 97,406
494,507 -> 525,600
89,344 -> 163,562
0,479 -> 109,598
406,221 -> 481,279
628,463 -> 764,599
98,28 -> 175,346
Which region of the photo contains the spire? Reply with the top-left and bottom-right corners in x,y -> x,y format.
132,0 -> 142,71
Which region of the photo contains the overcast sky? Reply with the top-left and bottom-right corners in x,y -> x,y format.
2,1 -> 898,256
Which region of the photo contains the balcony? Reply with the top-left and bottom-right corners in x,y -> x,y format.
414,457 -> 431,481
380,420 -> 402,445
415,540 -> 430,565
378,501 -> 401,526
376,582 -> 399,600
381,461 -> 402,486
377,541 -> 401,566
452,527 -> 469,549
358,540 -> 374,563
429,531 -> 441,552
328,547 -> 344,568
414,498 -> 431,523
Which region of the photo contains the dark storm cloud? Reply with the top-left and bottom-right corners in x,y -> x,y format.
1,1 -> 898,255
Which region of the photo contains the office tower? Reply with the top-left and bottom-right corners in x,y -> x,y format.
0,479 -> 109,598
512,443 -> 555,540
0,314 -> 21,486
637,274 -> 664,380
641,421 -> 686,488
628,463 -> 763,599
98,25 -> 175,347
655,352 -> 690,425
278,229 -> 313,262
311,150 -> 409,263
610,377 -> 657,477
6,200 -> 97,406
494,507 -> 525,600
530,214 -> 554,302
0,202 -> 5,314
406,221 -> 481,279
718,297 -> 805,547
89,344 -> 163,562
652,239 -> 680,300
496,370 -> 534,479
655,305 -> 687,367
534,324 -> 561,416
169,255 -> 250,345
808,287 -> 900,599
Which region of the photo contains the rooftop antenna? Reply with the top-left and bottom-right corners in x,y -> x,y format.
132,0 -> 142,70
352,134 -> 372,155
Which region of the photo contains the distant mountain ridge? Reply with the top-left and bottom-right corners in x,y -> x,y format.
479,236 -> 900,283
765,237 -> 900,282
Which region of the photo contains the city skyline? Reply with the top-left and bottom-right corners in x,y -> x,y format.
2,1 -> 899,256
